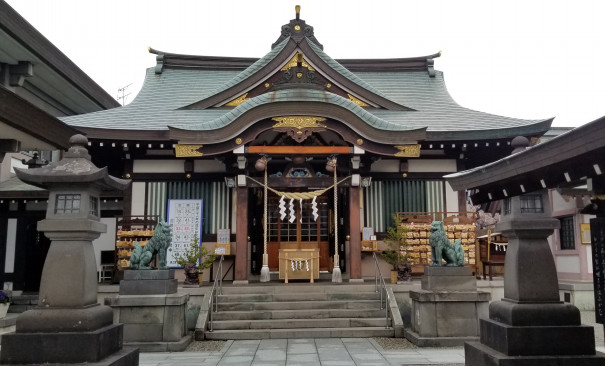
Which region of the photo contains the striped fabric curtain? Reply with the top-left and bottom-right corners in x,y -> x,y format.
364,180 -> 444,232
146,181 -> 230,235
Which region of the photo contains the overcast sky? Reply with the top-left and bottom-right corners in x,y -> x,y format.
6,0 -> 605,127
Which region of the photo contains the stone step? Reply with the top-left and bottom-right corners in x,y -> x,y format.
212,308 -> 387,321
217,291 -> 380,303
204,326 -> 395,340
210,317 -> 390,330
217,299 -> 382,312
219,284 -> 379,295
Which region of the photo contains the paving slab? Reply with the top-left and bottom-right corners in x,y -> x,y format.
137,337 -> 471,365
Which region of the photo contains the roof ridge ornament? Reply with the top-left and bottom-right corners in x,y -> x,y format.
272,6 -> 323,50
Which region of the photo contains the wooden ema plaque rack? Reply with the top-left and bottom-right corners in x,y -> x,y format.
115,216 -> 159,270
397,212 -> 477,273
279,248 -> 319,283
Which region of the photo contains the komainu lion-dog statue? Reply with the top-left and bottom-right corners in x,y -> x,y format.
429,220 -> 465,266
130,221 -> 172,269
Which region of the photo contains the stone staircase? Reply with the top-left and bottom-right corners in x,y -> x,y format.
204,283 -> 395,340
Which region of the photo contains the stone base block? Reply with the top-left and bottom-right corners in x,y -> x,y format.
124,269 -> 174,281
404,328 -> 477,347
422,266 -> 476,291
489,300 -> 581,326
106,294 -> 189,344
0,324 -> 124,364
409,289 -> 490,343
119,278 -> 178,295
465,341 -> 605,366
479,317 -> 597,356
424,266 -> 472,276
125,333 -> 192,352
16,304 -> 113,332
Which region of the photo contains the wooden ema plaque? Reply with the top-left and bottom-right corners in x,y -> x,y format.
279,248 -> 320,283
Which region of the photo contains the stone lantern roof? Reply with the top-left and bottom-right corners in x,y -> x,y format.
14,134 -> 130,191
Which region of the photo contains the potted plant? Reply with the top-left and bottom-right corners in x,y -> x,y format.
381,215 -> 413,283
173,235 -> 216,285
0,290 -> 11,318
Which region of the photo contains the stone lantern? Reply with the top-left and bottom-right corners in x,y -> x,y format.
465,191 -> 604,365
1,135 -> 138,365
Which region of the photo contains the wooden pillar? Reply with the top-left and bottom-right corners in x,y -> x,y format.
457,190 -> 466,212
349,186 -> 361,279
234,187 -> 248,281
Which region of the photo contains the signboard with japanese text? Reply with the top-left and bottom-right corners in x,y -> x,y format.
590,217 -> 605,324
167,199 -> 203,267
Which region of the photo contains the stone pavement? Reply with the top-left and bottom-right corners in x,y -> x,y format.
139,338 -> 465,366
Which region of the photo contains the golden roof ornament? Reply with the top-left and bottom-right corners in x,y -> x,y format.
296,5 -> 301,20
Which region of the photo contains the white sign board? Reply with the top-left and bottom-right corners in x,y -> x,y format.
167,199 -> 203,267
217,229 -> 230,244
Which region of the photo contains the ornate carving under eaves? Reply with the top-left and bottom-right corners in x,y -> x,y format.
394,144 -> 421,157
281,53 -> 315,72
348,94 -> 369,107
175,144 -> 203,157
225,93 -> 249,107
272,116 -> 326,129
272,116 -> 327,143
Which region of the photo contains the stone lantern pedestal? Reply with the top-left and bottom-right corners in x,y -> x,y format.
465,193 -> 605,365
0,135 -> 138,365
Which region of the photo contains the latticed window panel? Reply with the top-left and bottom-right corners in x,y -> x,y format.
363,180 -> 444,232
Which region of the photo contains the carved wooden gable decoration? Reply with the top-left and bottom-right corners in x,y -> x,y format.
183,6 -> 408,112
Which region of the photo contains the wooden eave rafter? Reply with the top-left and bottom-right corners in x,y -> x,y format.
148,47 -> 259,70
336,52 -> 441,72
445,116 -> 605,204
0,87 -> 80,149
148,46 -> 441,73
0,1 -> 119,110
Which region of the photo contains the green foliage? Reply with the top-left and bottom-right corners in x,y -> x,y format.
381,215 -> 411,270
173,234 -> 215,271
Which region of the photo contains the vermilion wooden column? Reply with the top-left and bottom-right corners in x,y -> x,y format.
234,187 -> 248,281
349,186 -> 361,279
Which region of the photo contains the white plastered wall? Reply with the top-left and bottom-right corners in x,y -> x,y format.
131,181 -> 146,216
133,159 -> 184,173
445,182 -> 460,212
408,159 -> 457,173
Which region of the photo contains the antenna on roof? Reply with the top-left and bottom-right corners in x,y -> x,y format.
117,83 -> 132,106
295,5 -> 300,20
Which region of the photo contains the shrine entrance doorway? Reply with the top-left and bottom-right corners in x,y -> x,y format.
267,195 -> 331,272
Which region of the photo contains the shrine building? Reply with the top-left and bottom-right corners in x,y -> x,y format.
22,7 -> 554,284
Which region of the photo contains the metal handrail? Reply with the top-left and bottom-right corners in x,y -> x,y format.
372,252 -> 391,329
208,255 -> 224,332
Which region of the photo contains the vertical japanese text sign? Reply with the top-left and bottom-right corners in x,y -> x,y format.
167,199 -> 203,267
591,217 -> 605,324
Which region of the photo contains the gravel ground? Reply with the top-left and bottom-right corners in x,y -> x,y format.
184,340 -> 225,352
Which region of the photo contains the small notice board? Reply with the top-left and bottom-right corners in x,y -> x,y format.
166,199 -> 203,267
215,229 -> 231,255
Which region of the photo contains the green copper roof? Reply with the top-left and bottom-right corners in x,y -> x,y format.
61,65 -> 550,141
197,37 -> 290,103
305,40 -> 391,101
169,89 -> 408,131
